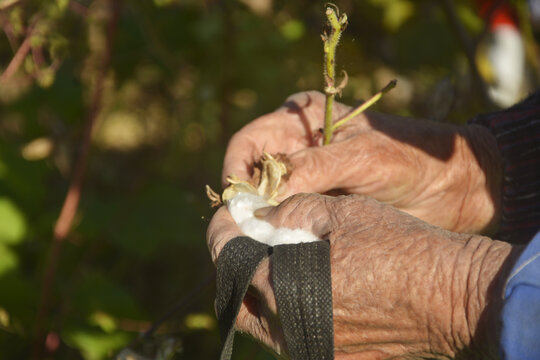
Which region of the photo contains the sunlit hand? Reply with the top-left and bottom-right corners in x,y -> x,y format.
222,91 -> 502,234
208,193 -> 518,359
207,206 -> 287,357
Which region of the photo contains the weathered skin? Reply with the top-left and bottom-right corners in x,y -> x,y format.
222,91 -> 502,235
207,193 -> 521,359
209,90 -> 514,358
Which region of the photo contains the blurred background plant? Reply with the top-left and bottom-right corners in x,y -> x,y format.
0,0 -> 538,359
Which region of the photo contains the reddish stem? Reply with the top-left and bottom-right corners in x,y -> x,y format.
30,1 -> 121,358
0,12 -> 19,51
0,33 -> 31,82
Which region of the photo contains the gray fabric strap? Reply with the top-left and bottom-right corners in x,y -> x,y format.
215,236 -> 271,360
215,236 -> 334,360
273,242 -> 334,359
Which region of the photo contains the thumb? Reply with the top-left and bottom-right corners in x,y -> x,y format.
256,193 -> 336,240
206,206 -> 244,263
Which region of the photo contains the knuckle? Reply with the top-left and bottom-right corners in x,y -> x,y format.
285,90 -> 324,104
273,193 -> 327,228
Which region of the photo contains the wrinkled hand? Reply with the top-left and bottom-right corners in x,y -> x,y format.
207,193 -> 516,359
207,205 -> 287,356
223,91 -> 502,234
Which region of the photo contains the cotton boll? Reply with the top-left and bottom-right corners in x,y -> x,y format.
268,228 -> 320,246
226,193 -> 321,246
227,193 -> 269,223
239,218 -> 275,244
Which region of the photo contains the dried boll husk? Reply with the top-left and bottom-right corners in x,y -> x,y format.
207,153 -> 320,245
206,152 -> 289,207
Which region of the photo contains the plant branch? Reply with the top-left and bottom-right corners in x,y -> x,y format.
0,30 -> 32,82
30,1 -> 121,358
0,13 -> 42,83
0,12 -> 19,51
331,79 -> 397,132
322,4 -> 347,145
32,45 -> 45,70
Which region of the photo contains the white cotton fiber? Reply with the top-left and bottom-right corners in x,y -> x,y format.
226,193 -> 320,246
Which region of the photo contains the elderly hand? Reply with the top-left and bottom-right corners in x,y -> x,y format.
207,205 -> 287,356
207,193 -> 518,359
223,91 -> 502,234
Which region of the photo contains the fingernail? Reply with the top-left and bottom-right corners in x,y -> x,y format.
254,207 -> 272,219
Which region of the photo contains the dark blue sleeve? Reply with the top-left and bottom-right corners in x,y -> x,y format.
500,231 -> 540,359
469,92 -> 540,244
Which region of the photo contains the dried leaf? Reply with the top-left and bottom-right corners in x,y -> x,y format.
205,185 -> 222,208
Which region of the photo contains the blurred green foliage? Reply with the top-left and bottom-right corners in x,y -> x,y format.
0,0 -> 538,359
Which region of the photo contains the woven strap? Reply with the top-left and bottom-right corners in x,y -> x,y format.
273,242 -> 334,359
215,236 -> 271,360
215,236 -> 334,360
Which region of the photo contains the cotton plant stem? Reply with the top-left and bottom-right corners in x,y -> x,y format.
324,95 -> 334,145
0,13 -> 43,83
323,5 -> 347,145
331,79 -> 397,132
0,11 -> 19,52
0,30 -> 32,82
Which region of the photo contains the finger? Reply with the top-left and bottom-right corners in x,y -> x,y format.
254,206 -> 272,219
222,91 -> 353,188
236,299 -> 287,356
221,92 -> 321,187
280,139 -> 367,199
277,91 -> 326,130
278,90 -> 354,130
284,144 -> 344,196
256,193 -> 336,240
221,103 -> 319,187
206,206 -> 244,263
281,125 -> 407,200
222,133 -> 261,187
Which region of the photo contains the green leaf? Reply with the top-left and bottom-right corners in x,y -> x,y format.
0,197 -> 26,245
184,312 -> 216,331
30,34 -> 45,48
63,328 -> 131,360
89,311 -> 117,333
0,243 -> 18,276
0,271 -> 37,329
457,4 -> 483,34
48,33 -> 69,60
72,273 -> 143,319
368,0 -> 414,31
56,0 -> 69,11
37,68 -> 56,88
279,19 -> 305,41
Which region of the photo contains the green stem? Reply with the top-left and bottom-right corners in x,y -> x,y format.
323,5 -> 347,145
331,79 -> 397,132
324,95 -> 334,145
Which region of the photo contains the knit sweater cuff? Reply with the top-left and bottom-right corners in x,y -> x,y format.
469,92 -> 540,244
